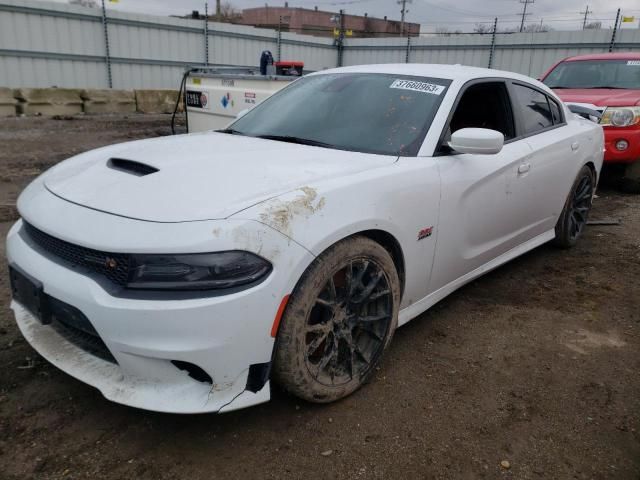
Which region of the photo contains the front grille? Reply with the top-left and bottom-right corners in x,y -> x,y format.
23,222 -> 130,286
48,295 -> 116,363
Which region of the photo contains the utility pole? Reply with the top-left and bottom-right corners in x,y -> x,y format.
100,0 -> 112,88
277,15 -> 282,62
488,17 -> 498,68
518,0 -> 534,32
204,2 -> 209,66
397,0 -> 412,36
609,8 -> 621,52
580,5 -> 592,29
337,9 -> 345,66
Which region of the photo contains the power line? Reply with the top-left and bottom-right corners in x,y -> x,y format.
417,0 -> 518,18
519,0 -> 534,32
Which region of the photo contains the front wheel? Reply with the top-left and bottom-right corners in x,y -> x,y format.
273,236 -> 400,403
553,165 -> 595,248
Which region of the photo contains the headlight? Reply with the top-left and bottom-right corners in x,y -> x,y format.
127,251 -> 272,290
600,107 -> 640,127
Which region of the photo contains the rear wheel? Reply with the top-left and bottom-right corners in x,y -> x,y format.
553,165 -> 595,248
273,236 -> 400,403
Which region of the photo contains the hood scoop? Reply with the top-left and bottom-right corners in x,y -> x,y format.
107,158 -> 159,177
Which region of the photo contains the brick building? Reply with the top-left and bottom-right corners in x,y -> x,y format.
236,4 -> 420,38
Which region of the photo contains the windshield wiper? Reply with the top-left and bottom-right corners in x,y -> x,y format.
253,134 -> 335,149
216,128 -> 246,135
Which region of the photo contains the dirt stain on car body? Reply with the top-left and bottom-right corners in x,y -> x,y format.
259,186 -> 326,237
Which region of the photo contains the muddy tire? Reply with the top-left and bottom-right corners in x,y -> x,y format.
273,236 -> 401,403
619,162 -> 640,194
553,165 -> 595,249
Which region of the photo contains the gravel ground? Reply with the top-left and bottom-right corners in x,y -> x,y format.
0,114 -> 638,480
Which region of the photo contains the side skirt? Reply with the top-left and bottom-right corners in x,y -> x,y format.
398,229 -> 556,327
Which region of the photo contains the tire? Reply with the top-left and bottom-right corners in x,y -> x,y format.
553,165 -> 595,249
619,162 -> 640,194
273,236 -> 401,403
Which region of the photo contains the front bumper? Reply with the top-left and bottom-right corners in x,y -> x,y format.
12,302 -> 271,413
7,203 -> 313,413
603,126 -> 640,164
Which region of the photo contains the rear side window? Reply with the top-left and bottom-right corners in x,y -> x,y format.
549,98 -> 563,124
513,84 -> 553,134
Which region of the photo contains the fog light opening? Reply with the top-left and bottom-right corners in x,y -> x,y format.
615,139 -> 629,151
171,360 -> 213,384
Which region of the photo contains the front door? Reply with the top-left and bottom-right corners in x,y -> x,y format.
428,81 -> 535,293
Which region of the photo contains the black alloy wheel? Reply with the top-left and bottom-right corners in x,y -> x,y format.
273,236 -> 400,403
554,165 -> 595,248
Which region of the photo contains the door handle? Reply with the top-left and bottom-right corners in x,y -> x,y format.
571,142 -> 580,151
517,163 -> 531,174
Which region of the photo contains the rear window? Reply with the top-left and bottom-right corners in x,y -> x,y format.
543,59 -> 640,89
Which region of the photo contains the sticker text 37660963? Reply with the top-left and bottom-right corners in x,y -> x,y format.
390,79 -> 445,95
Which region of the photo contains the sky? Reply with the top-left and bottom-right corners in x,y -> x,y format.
51,0 -> 640,32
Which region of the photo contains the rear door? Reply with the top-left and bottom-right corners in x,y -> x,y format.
508,82 -> 579,236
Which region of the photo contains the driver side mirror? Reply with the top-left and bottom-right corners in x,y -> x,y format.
448,128 -> 504,155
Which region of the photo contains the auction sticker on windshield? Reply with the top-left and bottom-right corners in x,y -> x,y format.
390,79 -> 445,95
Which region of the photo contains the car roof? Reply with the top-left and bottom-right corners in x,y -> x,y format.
561,51 -> 640,62
311,63 -> 541,85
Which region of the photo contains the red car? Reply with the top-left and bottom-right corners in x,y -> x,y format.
541,52 -> 640,192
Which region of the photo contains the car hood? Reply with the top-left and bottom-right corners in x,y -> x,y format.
552,88 -> 640,107
43,132 -> 396,222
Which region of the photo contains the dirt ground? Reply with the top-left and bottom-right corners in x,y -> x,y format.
0,114 -> 638,480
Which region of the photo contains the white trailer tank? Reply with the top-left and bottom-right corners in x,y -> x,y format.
184,67 -> 297,133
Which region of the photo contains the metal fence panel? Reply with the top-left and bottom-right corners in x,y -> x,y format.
209,23 -> 277,67
111,63 -> 185,90
0,54 -> 107,88
280,31 -> 336,71
342,37 -> 406,65
0,0 -> 104,56
1,0 -> 639,89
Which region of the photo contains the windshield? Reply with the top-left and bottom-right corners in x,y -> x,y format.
227,73 -> 451,156
543,59 -> 640,89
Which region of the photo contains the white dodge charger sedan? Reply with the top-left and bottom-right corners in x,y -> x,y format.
8,64 -> 603,413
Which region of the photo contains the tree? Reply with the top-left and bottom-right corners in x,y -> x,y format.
434,26 -> 462,35
69,0 -> 99,7
217,2 -> 241,22
584,21 -> 602,30
473,23 -> 493,34
520,23 -> 552,33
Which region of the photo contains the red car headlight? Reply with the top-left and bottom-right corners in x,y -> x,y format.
600,107 -> 640,127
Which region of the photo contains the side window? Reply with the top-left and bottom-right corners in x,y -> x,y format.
549,98 -> 563,125
446,82 -> 516,143
513,84 -> 553,135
